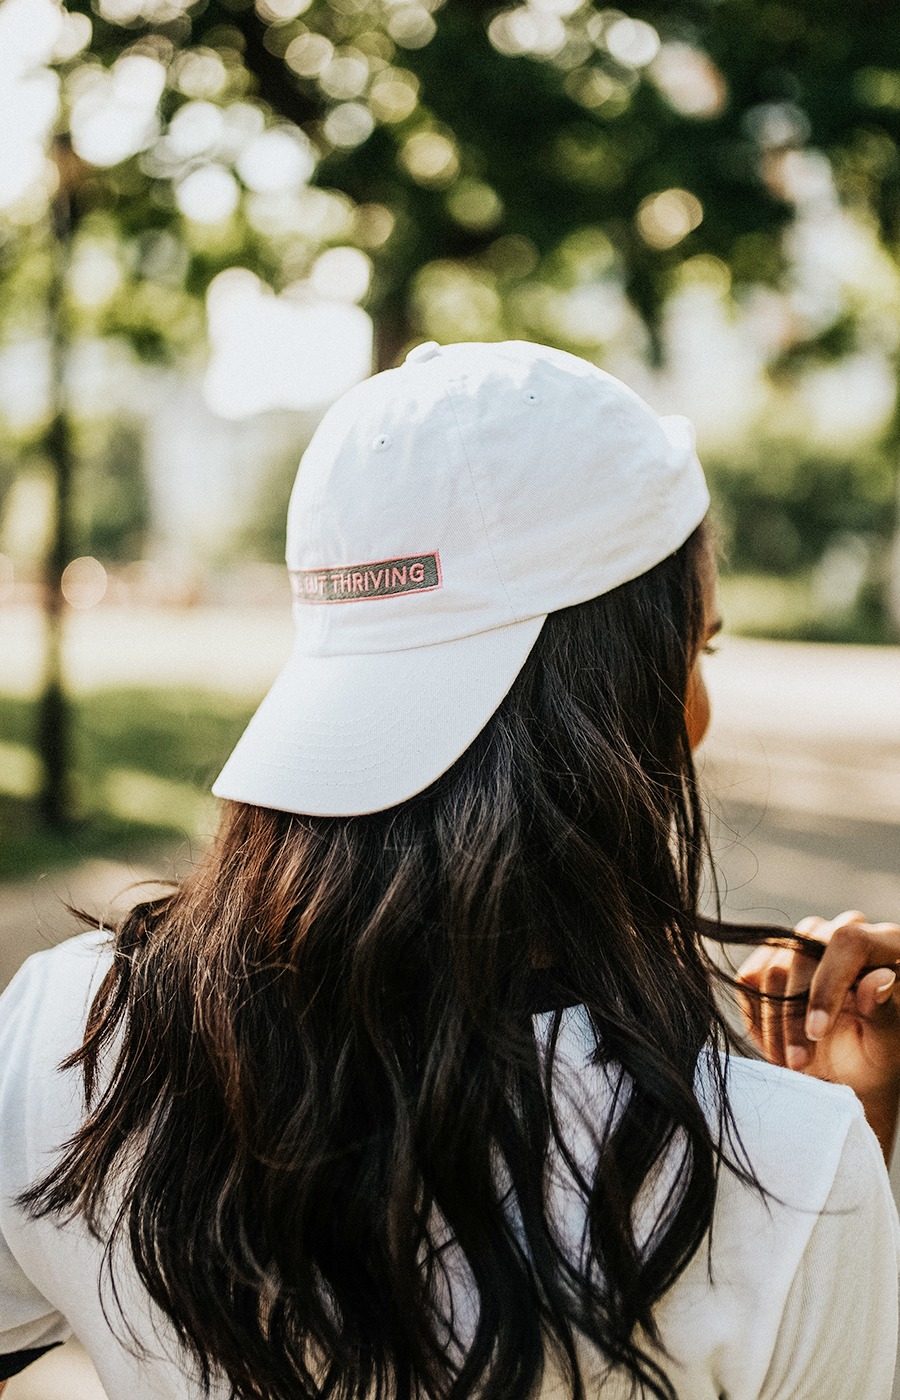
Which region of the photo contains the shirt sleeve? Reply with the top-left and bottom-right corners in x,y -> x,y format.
760,1109 -> 900,1400
0,956 -> 73,1375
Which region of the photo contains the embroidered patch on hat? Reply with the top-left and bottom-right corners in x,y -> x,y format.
291,552 -> 442,604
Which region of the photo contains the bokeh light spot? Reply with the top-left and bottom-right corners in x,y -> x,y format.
62,557 -> 108,610
172,49 -> 228,98
320,51 -> 370,100
636,188 -> 703,249
69,243 -> 122,307
854,68 -> 900,111
604,17 -> 659,68
52,11 -> 92,61
564,65 -> 632,113
353,203 -> 395,247
176,165 -> 240,222
446,179 -> 503,230
649,42 -> 727,118
368,70 -> 420,122
0,555 -> 13,604
236,127 -> 315,192
309,246 -> 372,302
168,101 -> 226,158
488,8 -> 566,57
386,6 -> 436,49
531,0 -> 584,15
400,131 -> 459,186
323,103 -> 374,147
482,233 -> 538,278
255,0 -> 311,21
285,32 -> 334,76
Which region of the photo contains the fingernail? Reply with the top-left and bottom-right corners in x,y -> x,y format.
786,1045 -> 810,1071
875,973 -> 896,1004
806,1010 -> 829,1041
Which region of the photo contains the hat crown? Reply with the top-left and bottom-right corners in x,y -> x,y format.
286,340 -> 708,658
214,340 -> 709,815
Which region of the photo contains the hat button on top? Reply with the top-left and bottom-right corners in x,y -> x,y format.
405,341 -> 441,364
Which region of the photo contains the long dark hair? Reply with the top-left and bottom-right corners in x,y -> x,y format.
23,521 -> 743,1400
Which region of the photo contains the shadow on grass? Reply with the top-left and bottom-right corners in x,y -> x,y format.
0,688 -> 255,882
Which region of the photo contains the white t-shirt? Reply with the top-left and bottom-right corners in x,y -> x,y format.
0,930 -> 898,1400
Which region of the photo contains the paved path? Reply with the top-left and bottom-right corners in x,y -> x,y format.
700,637 -> 900,927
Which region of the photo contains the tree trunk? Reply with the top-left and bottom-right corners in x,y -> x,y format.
36,141 -> 78,830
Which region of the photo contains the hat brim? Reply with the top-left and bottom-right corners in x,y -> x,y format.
212,615 -> 546,817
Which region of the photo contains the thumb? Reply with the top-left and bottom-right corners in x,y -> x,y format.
855,968 -> 897,1021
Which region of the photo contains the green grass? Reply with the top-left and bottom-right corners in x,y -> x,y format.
718,573 -> 896,645
0,688 -> 256,882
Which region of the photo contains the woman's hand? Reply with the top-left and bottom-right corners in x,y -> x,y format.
736,911 -> 900,1161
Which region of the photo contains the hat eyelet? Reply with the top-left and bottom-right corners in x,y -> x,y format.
371,433 -> 392,452
523,391 -> 538,403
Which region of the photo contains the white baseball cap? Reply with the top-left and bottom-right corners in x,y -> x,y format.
213,340 -> 709,816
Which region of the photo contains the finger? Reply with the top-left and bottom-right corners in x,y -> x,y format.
806,913 -> 876,1041
855,967 -> 898,1021
736,944 -> 777,989
783,953 -> 816,1071
795,916 -> 827,936
735,948 -> 771,1047
759,954 -> 791,1067
736,984 -> 764,1050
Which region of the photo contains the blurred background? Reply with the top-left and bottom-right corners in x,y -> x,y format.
2,0 -> 900,1391
3,0 -> 900,955
2,0 -> 900,945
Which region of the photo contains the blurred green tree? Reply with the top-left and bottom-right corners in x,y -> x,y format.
68,0 -> 900,357
0,0 -> 354,826
68,0 -> 900,635
7,0 -> 900,827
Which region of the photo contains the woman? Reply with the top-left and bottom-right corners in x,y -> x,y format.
1,340 -> 898,1400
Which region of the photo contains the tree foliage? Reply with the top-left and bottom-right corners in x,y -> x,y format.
43,0 -> 900,367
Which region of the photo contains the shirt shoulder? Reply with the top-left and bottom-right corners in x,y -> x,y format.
0,930 -> 114,1180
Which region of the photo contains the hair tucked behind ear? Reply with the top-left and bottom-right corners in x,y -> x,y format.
23,521 -> 744,1400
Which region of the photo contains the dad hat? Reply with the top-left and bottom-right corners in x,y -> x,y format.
213,340 -> 709,816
